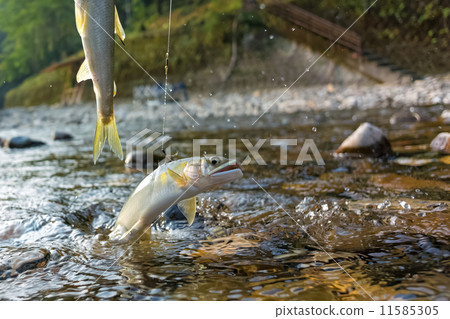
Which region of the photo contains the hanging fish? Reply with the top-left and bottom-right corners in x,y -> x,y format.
74,0 -> 126,163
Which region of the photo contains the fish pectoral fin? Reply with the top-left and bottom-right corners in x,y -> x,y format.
114,6 -> 126,44
113,81 -> 117,97
76,59 -> 92,83
93,114 -> 123,164
177,197 -> 197,226
75,3 -> 88,36
167,168 -> 187,187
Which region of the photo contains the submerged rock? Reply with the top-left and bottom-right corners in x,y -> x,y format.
0,249 -> 50,280
430,132 -> 450,154
335,122 -> 392,157
52,131 -> 73,141
389,109 -> 429,124
4,136 -> 46,149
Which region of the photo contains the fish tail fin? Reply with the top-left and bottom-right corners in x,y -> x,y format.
93,113 -> 123,164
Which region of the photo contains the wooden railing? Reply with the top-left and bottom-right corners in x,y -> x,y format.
265,1 -> 362,54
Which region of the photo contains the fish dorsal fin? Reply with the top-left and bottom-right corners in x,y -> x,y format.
167,168 -> 186,187
114,6 -> 126,44
75,3 -> 88,36
76,59 -> 92,83
113,81 -> 117,97
178,197 -> 196,226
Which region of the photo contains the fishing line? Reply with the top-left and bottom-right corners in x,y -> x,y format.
162,0 -> 173,150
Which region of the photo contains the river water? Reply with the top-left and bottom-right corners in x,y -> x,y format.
0,99 -> 448,300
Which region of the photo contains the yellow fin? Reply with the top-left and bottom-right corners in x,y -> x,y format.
75,3 -> 87,36
440,155 -> 450,165
167,168 -> 186,187
113,81 -> 117,97
114,6 -> 126,43
76,60 -> 92,83
177,197 -> 196,226
93,114 -> 123,164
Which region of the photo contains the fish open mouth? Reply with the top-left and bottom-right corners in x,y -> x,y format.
210,160 -> 242,176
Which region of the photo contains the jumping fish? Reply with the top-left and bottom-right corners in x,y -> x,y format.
74,0 -> 126,163
110,156 -> 243,242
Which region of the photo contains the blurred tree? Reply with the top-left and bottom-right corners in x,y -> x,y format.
0,0 -> 81,82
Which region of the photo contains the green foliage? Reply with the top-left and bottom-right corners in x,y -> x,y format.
0,0 -> 80,82
4,67 -> 69,107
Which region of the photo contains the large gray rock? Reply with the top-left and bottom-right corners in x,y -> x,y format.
430,132 -> 450,154
335,122 -> 392,157
4,136 -> 46,149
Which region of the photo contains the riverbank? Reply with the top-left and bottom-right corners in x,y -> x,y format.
1,74 -> 449,134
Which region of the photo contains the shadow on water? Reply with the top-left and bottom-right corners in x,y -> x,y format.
0,101 -> 449,300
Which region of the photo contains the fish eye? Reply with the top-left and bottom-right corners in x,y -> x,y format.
210,157 -> 220,165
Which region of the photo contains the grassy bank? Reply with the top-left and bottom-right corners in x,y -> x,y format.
5,0 -> 244,107
4,0 -> 449,107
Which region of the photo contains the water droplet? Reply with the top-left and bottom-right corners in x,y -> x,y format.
399,200 -> 411,210
269,35 -> 274,40
389,216 -> 398,225
292,27 -> 296,31
377,200 -> 391,209
312,127 -> 317,132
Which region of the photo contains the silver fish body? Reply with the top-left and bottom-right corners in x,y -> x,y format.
74,0 -> 125,162
110,156 -> 243,242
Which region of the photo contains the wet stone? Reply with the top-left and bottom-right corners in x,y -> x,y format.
0,249 -> 50,280
335,122 -> 392,157
4,136 -> 46,149
389,109 -> 428,124
441,110 -> 450,124
430,132 -> 450,154
52,131 -> 73,141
